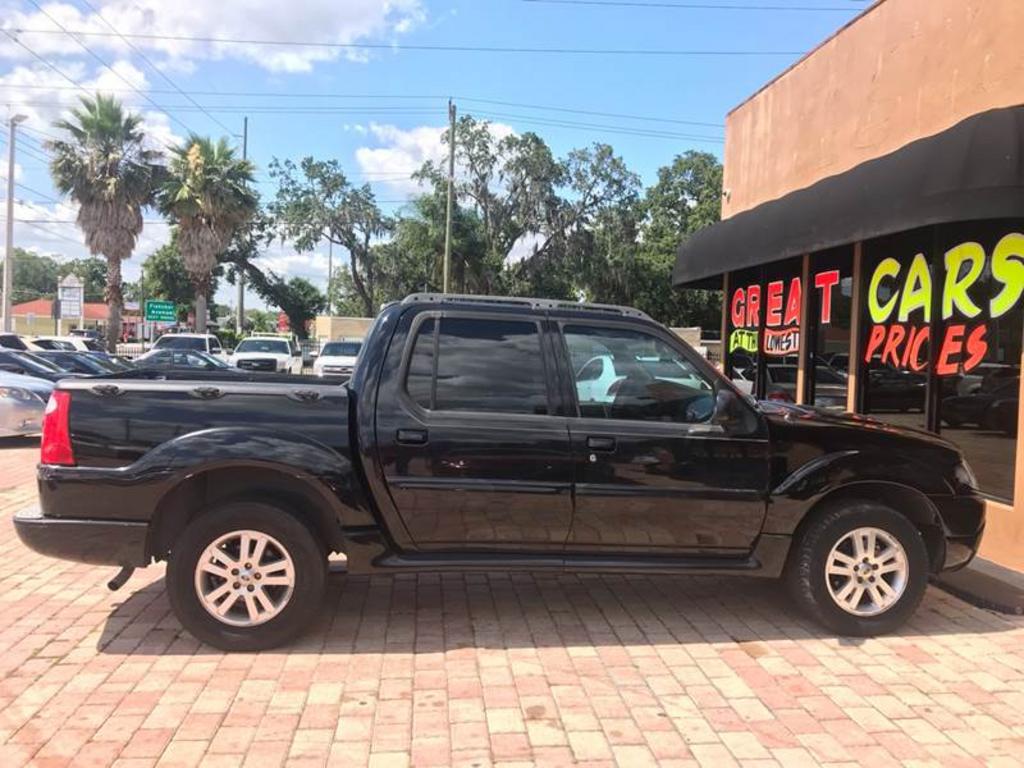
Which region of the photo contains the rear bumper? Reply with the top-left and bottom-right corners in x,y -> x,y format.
13,505 -> 149,567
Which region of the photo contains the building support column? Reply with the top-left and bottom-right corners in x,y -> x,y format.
795,254 -> 811,405
720,272 -> 730,373
846,242 -> 863,413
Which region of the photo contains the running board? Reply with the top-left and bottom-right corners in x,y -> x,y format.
343,529 -> 790,578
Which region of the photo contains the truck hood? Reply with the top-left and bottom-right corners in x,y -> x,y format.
757,400 -> 955,450
756,400 -> 968,497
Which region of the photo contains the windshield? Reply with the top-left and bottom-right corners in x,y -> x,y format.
154,335 -> 207,351
321,342 -> 362,357
236,339 -> 291,354
3,350 -> 64,373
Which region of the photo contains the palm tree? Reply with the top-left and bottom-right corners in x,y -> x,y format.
157,136 -> 257,332
48,94 -> 162,351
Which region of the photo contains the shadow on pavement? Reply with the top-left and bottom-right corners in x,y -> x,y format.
0,436 -> 39,450
96,567 -> 1020,655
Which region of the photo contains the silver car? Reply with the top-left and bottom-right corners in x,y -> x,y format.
0,371 -> 52,437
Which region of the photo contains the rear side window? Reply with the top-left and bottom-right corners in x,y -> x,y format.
406,319 -> 435,409
404,316 -> 549,415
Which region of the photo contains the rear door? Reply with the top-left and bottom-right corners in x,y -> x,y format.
558,322 -> 770,555
376,311 -> 574,551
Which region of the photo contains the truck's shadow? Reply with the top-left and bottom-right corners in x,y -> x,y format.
96,569 -> 1019,655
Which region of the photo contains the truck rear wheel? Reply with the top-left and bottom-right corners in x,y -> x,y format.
785,501 -> 929,636
167,501 -> 327,651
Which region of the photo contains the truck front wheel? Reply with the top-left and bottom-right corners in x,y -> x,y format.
785,501 -> 929,636
167,501 -> 327,651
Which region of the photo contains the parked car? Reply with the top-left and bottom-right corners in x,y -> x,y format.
134,349 -> 236,372
35,350 -> 127,376
731,364 -> 848,409
0,350 -> 81,382
941,377 -> 1020,430
574,352 -> 710,405
30,335 -> 106,352
312,339 -> 363,378
15,294 -> 984,650
864,364 -> 927,412
0,371 -> 52,437
230,335 -> 302,374
0,333 -> 30,351
151,332 -> 227,359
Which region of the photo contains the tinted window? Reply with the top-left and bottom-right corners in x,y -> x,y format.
154,336 -> 206,351
405,319 -> 435,408
322,342 -> 363,357
0,351 -> 63,373
408,317 -> 548,415
564,325 -> 714,423
0,334 -> 28,351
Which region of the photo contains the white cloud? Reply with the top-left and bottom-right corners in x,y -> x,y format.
2,0 -> 426,73
354,120 -> 515,196
0,59 -> 185,148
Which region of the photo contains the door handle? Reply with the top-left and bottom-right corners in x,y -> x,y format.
586,436 -> 616,452
397,428 -> 428,445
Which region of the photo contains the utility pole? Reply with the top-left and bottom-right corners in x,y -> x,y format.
236,116 -> 248,335
443,99 -> 456,294
327,240 -> 333,316
2,114 -> 26,333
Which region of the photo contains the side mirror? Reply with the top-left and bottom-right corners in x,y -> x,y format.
713,387 -> 757,434
0,363 -> 24,374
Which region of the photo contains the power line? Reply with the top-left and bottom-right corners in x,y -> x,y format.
23,0 -> 198,137
13,27 -> 805,56
76,0 -> 236,136
458,97 -> 722,128
1,84 -> 724,128
0,100 -> 720,141
522,0 -> 865,9
14,182 -> 63,205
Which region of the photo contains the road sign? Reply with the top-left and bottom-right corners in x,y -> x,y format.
145,299 -> 177,323
58,274 -> 83,320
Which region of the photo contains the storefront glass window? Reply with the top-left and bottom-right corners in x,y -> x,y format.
726,267 -> 763,397
934,222 -> 1022,501
860,230 -> 931,431
808,247 -> 853,410
858,222 -> 1023,500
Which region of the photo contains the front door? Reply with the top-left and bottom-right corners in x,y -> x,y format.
559,323 -> 770,555
378,312 -> 573,551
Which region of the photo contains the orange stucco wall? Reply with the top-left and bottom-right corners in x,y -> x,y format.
722,0 -> 1024,218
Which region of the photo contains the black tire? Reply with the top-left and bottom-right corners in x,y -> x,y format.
785,500 -> 929,636
167,501 -> 327,651
942,416 -> 962,428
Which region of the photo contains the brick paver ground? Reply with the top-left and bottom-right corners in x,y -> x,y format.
2,442 -> 1024,767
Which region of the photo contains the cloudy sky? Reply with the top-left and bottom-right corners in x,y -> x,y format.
0,0 -> 865,311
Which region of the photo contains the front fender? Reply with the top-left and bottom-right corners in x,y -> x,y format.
763,448 -> 952,534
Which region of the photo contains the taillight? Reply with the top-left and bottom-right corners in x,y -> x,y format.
767,390 -> 795,402
40,391 -> 75,466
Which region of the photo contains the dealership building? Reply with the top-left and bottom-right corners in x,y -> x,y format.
674,0 -> 1024,568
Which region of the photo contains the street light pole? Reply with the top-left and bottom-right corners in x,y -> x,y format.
2,114 -> 27,333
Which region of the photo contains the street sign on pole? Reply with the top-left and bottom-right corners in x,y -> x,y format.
145,299 -> 177,323
58,274 -> 84,323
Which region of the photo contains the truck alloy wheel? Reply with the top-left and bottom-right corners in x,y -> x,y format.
824,527 -> 908,616
786,501 -> 928,636
194,530 -> 296,627
167,502 -> 327,651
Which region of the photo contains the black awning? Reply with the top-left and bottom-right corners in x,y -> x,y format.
673,104 -> 1024,287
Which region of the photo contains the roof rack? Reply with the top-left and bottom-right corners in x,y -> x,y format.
401,293 -> 654,322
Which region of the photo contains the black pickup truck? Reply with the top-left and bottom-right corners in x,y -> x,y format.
15,294 -> 984,650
